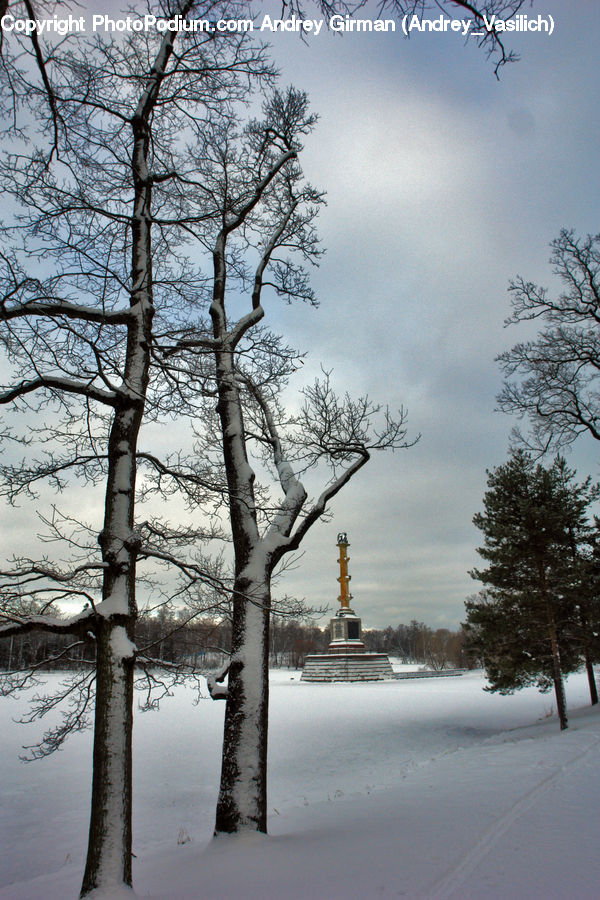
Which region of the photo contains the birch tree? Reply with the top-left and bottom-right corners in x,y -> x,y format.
0,4 -> 272,893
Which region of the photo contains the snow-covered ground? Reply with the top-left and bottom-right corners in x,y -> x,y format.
1,667 -> 599,898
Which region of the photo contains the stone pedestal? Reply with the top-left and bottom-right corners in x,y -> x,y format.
328,610 -> 365,654
301,652 -> 395,682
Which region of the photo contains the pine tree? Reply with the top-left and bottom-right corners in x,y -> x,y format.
465,451 -> 599,730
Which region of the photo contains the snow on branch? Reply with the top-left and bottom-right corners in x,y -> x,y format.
206,661 -> 230,701
271,372 -> 417,556
0,375 -> 117,407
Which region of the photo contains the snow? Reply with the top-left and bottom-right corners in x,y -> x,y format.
109,626 -> 137,661
231,595 -> 267,825
94,591 -> 129,618
1,668 -> 599,898
205,675 -> 228,699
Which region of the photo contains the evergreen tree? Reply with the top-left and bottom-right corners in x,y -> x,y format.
465,451 -> 599,730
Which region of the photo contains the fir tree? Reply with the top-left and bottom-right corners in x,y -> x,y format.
465,451 -> 599,730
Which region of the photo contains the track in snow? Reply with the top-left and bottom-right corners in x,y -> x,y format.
423,730 -> 600,900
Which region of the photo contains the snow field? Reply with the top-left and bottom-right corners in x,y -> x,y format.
1,668 -> 599,898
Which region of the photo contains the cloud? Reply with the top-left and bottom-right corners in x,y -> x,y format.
3,1 -> 600,633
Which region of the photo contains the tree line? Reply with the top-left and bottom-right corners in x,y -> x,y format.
0,611 -> 467,672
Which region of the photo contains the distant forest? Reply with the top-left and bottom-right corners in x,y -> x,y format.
0,612 -> 467,673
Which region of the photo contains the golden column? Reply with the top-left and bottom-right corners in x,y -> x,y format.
336,532 -> 353,612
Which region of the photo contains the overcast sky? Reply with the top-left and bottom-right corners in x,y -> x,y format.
3,1 -> 600,631
258,0 -> 600,629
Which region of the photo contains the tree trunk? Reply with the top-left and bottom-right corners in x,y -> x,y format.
584,651 -> 598,705
546,611 -> 568,730
577,603 -> 598,706
215,572 -> 270,835
78,171 -> 151,888
80,395 -> 144,894
81,621 -> 135,895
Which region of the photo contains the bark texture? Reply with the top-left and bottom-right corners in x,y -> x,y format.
81,624 -> 135,894
215,573 -> 271,833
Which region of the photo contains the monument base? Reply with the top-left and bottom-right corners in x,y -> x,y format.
301,652 -> 394,682
328,640 -> 366,654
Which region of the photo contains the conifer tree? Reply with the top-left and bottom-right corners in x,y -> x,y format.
465,451 -> 599,730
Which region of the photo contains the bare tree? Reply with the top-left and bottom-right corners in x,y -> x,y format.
154,88 -> 415,835
498,229 -> 600,455
284,0 -> 531,75
0,4 -> 273,893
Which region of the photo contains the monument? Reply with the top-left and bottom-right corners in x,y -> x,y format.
301,533 -> 394,682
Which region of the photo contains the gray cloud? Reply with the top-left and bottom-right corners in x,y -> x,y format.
3,1 -> 599,632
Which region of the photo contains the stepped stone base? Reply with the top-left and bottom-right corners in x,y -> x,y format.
301,652 -> 394,682
327,640 -> 366,654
